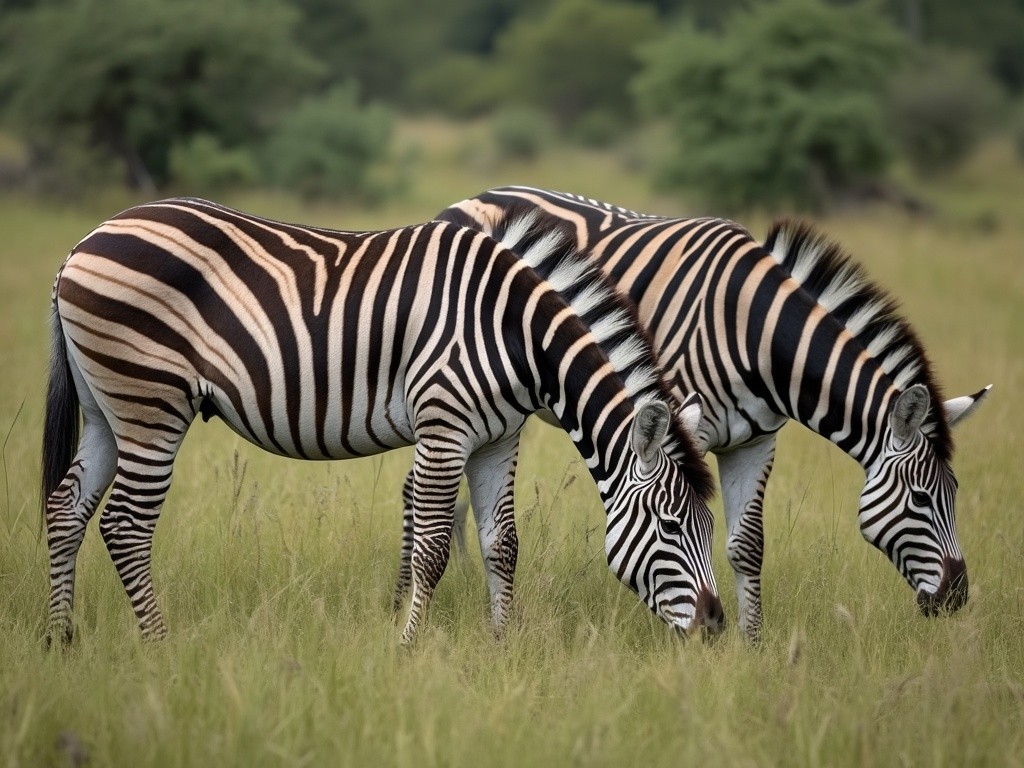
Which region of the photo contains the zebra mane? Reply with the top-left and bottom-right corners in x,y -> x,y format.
764,219 -> 952,462
494,207 -> 715,502
499,185 -> 665,221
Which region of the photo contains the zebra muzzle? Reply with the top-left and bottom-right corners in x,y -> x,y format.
916,556 -> 968,616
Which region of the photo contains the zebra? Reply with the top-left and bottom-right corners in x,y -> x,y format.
417,185 -> 990,640
40,198 -> 723,648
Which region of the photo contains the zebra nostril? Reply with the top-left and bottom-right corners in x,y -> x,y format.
695,588 -> 725,637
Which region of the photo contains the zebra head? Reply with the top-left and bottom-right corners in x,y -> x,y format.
604,397 -> 723,637
859,384 -> 991,615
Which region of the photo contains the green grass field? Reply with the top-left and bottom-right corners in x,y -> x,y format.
1,126 -> 1022,766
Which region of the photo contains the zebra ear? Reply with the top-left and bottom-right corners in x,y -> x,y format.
944,385 -> 991,428
890,384 -> 930,448
676,392 -> 704,438
632,400 -> 671,472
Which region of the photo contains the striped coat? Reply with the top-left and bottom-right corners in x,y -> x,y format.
41,198 -> 721,647
432,186 -> 990,639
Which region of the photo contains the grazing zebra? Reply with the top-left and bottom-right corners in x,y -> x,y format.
421,185 -> 990,640
41,198 -> 722,647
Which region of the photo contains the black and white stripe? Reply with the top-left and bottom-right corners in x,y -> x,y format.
435,186 -> 990,639
40,198 -> 721,647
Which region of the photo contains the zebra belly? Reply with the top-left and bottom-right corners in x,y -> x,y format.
201,382 -> 415,461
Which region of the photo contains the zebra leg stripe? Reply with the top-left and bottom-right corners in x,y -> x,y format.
98,460 -> 175,641
465,436 -> 520,636
392,469 -> 416,615
401,438 -> 466,646
718,435 -> 776,641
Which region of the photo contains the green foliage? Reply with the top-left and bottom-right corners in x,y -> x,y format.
262,84 -> 393,201
491,107 -> 553,161
900,0 -> 1024,93
495,0 -> 659,129
635,0 -> 907,211
1015,102 -> 1024,162
0,0 -> 320,190
169,135 -> 260,194
572,110 -> 625,149
404,54 -> 502,118
887,48 -> 1001,176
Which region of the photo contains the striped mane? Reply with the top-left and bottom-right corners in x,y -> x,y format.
764,219 -> 952,461
495,206 -> 715,502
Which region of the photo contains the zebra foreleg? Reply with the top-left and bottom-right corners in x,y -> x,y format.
401,438 -> 466,646
465,436 -> 520,636
392,469 -> 416,615
716,435 -> 776,642
393,469 -> 472,616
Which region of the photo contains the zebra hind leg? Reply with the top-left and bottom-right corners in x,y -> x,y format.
400,439 -> 466,646
716,435 -> 776,642
464,436 -> 520,636
98,422 -> 189,642
44,402 -> 118,647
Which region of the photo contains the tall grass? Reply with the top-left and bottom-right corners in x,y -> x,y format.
1,129 -> 1022,766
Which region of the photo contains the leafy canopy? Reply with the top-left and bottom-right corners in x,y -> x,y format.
0,0 -> 319,189
635,0 -> 907,211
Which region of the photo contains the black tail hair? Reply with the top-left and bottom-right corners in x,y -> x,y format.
40,309 -> 79,517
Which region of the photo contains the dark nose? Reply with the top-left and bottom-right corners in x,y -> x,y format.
917,556 -> 968,616
694,587 -> 725,638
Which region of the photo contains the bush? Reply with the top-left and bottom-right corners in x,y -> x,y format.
495,0 -> 658,129
262,84 -> 392,200
491,106 -> 553,161
404,54 -> 502,118
169,135 -> 260,194
888,49 -> 1000,176
1015,102 -> 1024,162
0,0 -> 319,191
572,110 -> 624,148
634,0 -> 907,212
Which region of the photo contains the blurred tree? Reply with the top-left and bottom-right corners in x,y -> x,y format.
887,48 -> 1000,176
888,0 -> 1024,92
261,83 -> 392,200
0,0 -> 319,190
635,0 -> 906,211
495,0 -> 659,129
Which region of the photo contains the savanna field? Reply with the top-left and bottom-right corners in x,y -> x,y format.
1,123 -> 1023,766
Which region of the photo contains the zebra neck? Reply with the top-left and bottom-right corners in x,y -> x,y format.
749,264 -> 896,470
527,318 -> 635,487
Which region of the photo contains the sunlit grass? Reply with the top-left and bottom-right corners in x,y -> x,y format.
1,127 -> 1022,766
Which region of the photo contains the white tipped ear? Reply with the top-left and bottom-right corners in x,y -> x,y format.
944,385 -> 991,428
890,384 -> 930,447
676,392 -> 704,439
631,400 -> 671,472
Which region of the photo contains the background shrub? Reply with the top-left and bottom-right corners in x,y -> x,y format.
491,106 -> 553,161
169,135 -> 260,194
262,84 -> 392,200
887,48 -> 1001,176
634,0 -> 906,212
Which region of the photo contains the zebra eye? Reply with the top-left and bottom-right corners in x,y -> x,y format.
911,491 -> 930,508
660,518 -> 683,536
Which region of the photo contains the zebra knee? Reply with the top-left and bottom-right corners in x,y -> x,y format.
411,531 -> 453,588
726,515 -> 763,578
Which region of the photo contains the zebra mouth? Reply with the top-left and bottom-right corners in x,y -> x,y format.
657,601 -> 697,637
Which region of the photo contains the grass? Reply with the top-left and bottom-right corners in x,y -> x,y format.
1,124 -> 1023,766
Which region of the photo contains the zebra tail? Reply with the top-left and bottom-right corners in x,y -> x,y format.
40,308 -> 80,518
